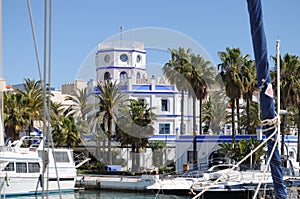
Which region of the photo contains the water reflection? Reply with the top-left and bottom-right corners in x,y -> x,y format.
8,190 -> 191,199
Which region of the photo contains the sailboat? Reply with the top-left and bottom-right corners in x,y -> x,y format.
0,0 -> 83,197
190,0 -> 292,198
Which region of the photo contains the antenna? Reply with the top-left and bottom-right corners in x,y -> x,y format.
120,26 -> 124,47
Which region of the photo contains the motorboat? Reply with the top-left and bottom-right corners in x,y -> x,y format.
190,166 -> 300,199
146,164 -> 233,195
0,133 -> 79,197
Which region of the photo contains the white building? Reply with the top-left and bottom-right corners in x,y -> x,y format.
87,40 -> 201,171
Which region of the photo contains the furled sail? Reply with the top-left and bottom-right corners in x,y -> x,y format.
246,0 -> 286,198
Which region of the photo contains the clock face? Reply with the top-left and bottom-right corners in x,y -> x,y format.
104,54 -> 110,63
136,55 -> 141,63
120,54 -> 128,62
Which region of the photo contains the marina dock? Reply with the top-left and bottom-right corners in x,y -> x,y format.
76,174 -> 158,191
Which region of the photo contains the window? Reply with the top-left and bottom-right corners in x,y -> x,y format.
187,151 -> 197,163
28,163 -> 40,173
136,72 -> 141,79
54,152 -> 70,163
136,55 -> 141,63
3,162 -> 14,171
120,71 -> 127,79
161,99 -> 168,111
16,163 -> 27,173
159,123 -> 170,134
180,123 -> 186,135
104,72 -> 111,80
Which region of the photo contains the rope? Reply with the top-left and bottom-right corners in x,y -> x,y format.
26,1 -> 62,198
26,0 -> 43,82
252,131 -> 279,198
192,117 -> 279,199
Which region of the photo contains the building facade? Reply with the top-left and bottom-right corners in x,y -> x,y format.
86,40 -> 201,171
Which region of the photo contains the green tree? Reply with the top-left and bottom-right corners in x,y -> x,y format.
240,101 -> 261,134
52,111 -> 82,148
16,78 -> 44,134
163,47 -> 193,136
190,53 -> 216,135
115,99 -> 155,172
241,59 -> 257,134
218,48 -> 249,142
271,53 -> 300,158
148,140 -> 166,167
202,91 -> 229,134
218,137 -> 266,168
65,88 -> 93,137
93,80 -> 126,165
3,91 -> 27,140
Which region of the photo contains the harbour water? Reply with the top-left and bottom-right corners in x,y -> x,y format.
7,190 -> 191,199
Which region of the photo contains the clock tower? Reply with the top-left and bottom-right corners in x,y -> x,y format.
95,41 -> 146,83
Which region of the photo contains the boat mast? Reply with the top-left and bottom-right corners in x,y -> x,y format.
0,0 -> 4,147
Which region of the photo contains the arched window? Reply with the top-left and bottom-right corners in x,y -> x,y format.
136,72 -> 141,79
104,72 -> 111,80
120,71 -> 127,79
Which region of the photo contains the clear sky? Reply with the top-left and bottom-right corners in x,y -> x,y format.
2,0 -> 300,88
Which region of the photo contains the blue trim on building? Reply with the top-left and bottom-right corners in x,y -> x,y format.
126,91 -> 179,95
96,49 -> 146,54
96,66 -> 146,71
157,114 -> 193,118
119,85 -> 128,90
132,85 -> 151,90
81,134 -> 298,144
155,85 -> 174,91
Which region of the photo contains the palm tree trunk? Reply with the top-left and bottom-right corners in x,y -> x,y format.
236,98 -> 241,135
297,108 -> 300,162
246,98 -> 250,134
180,90 -> 184,135
136,147 -> 140,172
131,146 -> 136,172
281,114 -> 287,167
108,117 -> 113,165
231,98 -> 236,143
102,139 -> 106,163
193,96 -> 197,169
199,98 -> 202,135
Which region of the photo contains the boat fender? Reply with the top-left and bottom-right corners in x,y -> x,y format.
39,174 -> 43,188
5,172 -> 9,186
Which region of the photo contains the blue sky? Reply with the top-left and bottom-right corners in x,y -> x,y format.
2,0 -> 300,88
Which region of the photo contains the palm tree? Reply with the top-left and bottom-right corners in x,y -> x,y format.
240,101 -> 261,134
93,80 -> 126,165
115,99 -> 155,172
218,137 -> 266,168
163,47 -> 193,136
65,88 -> 92,120
190,53 -> 216,135
65,88 -> 93,137
16,78 -> 44,134
3,91 -> 28,140
271,53 -> 300,158
148,141 -> 166,167
218,47 -> 249,142
203,91 -> 229,134
241,59 -> 257,134
52,111 -> 82,148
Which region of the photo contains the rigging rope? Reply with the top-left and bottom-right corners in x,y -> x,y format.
192,117 -> 279,199
26,1 -> 62,198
